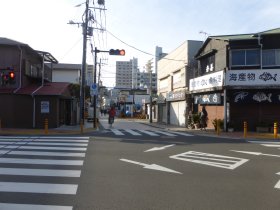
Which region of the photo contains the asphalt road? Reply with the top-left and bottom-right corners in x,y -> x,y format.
0,120 -> 280,210
75,131 -> 280,210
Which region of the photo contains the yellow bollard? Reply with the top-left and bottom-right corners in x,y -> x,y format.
244,121 -> 247,138
44,118 -> 48,135
274,122 -> 278,139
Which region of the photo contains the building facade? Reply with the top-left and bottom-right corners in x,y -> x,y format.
0,38 -> 77,128
193,28 -> 280,131
116,58 -> 137,89
157,40 -> 203,126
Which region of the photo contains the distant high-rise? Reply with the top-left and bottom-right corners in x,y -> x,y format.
155,46 -> 167,74
115,58 -> 138,89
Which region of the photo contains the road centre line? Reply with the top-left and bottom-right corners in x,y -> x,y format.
0,182 -> 77,194
0,168 -> 81,177
0,158 -> 83,165
0,203 -> 72,210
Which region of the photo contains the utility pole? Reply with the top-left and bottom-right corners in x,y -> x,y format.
146,59 -> 153,123
93,47 -> 98,129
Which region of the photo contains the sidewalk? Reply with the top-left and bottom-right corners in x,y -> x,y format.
0,116 -> 279,141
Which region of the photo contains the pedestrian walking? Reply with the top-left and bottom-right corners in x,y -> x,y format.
200,106 -> 208,130
108,106 -> 116,128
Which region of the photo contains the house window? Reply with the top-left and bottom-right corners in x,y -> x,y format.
231,49 -> 260,66
200,54 -> 215,74
262,49 -> 280,66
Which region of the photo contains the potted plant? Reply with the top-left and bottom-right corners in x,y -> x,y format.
212,118 -> 224,131
192,113 -> 200,129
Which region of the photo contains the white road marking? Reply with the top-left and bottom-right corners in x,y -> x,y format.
0,168 -> 81,177
248,141 -> 280,144
139,130 -> 159,136
231,150 -> 280,158
145,144 -> 175,152
170,151 -> 249,170
5,146 -> 87,151
261,144 -> 280,147
0,203 -> 72,210
0,139 -> 89,143
0,142 -> 88,147
111,129 -> 125,135
120,158 -> 182,174
0,158 -> 83,165
153,131 -> 177,136
0,182 -> 77,194
9,151 -> 86,157
274,180 -> 280,189
125,129 -> 142,136
168,131 -> 193,136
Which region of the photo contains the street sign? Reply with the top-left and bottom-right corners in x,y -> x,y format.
91,83 -> 98,96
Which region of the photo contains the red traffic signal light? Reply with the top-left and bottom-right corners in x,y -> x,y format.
9,72 -> 15,79
109,49 -> 125,56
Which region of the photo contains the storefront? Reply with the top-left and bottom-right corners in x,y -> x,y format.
166,89 -> 187,126
225,69 -> 280,131
189,70 -> 224,129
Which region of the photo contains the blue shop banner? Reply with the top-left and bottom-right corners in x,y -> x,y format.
194,93 -> 222,104
231,90 -> 280,103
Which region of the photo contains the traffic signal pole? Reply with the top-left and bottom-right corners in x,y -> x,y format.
92,48 -> 125,129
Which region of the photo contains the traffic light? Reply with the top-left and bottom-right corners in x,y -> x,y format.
0,69 -> 15,86
109,49 -> 125,56
9,71 -> 15,83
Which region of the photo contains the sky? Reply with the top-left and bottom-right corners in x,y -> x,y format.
1,0 -> 280,87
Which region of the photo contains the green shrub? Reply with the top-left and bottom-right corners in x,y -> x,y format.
212,118 -> 224,131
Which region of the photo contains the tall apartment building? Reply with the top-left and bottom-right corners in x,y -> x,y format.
115,58 -> 138,89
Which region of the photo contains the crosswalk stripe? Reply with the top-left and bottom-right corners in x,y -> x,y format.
4,146 -> 87,151
153,130 -> 177,136
0,168 -> 81,177
0,182 -> 78,194
169,131 -> 193,136
9,151 -> 86,157
111,129 -> 125,135
125,129 -> 142,136
0,142 -> 88,146
261,144 -> 280,147
0,203 -> 72,210
139,130 -> 159,136
0,158 -> 83,165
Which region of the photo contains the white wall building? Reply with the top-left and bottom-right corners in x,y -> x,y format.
50,63 -> 81,84
157,40 -> 203,126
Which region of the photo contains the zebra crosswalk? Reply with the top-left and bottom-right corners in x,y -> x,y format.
106,129 -> 193,137
248,141 -> 280,148
0,136 -> 89,210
